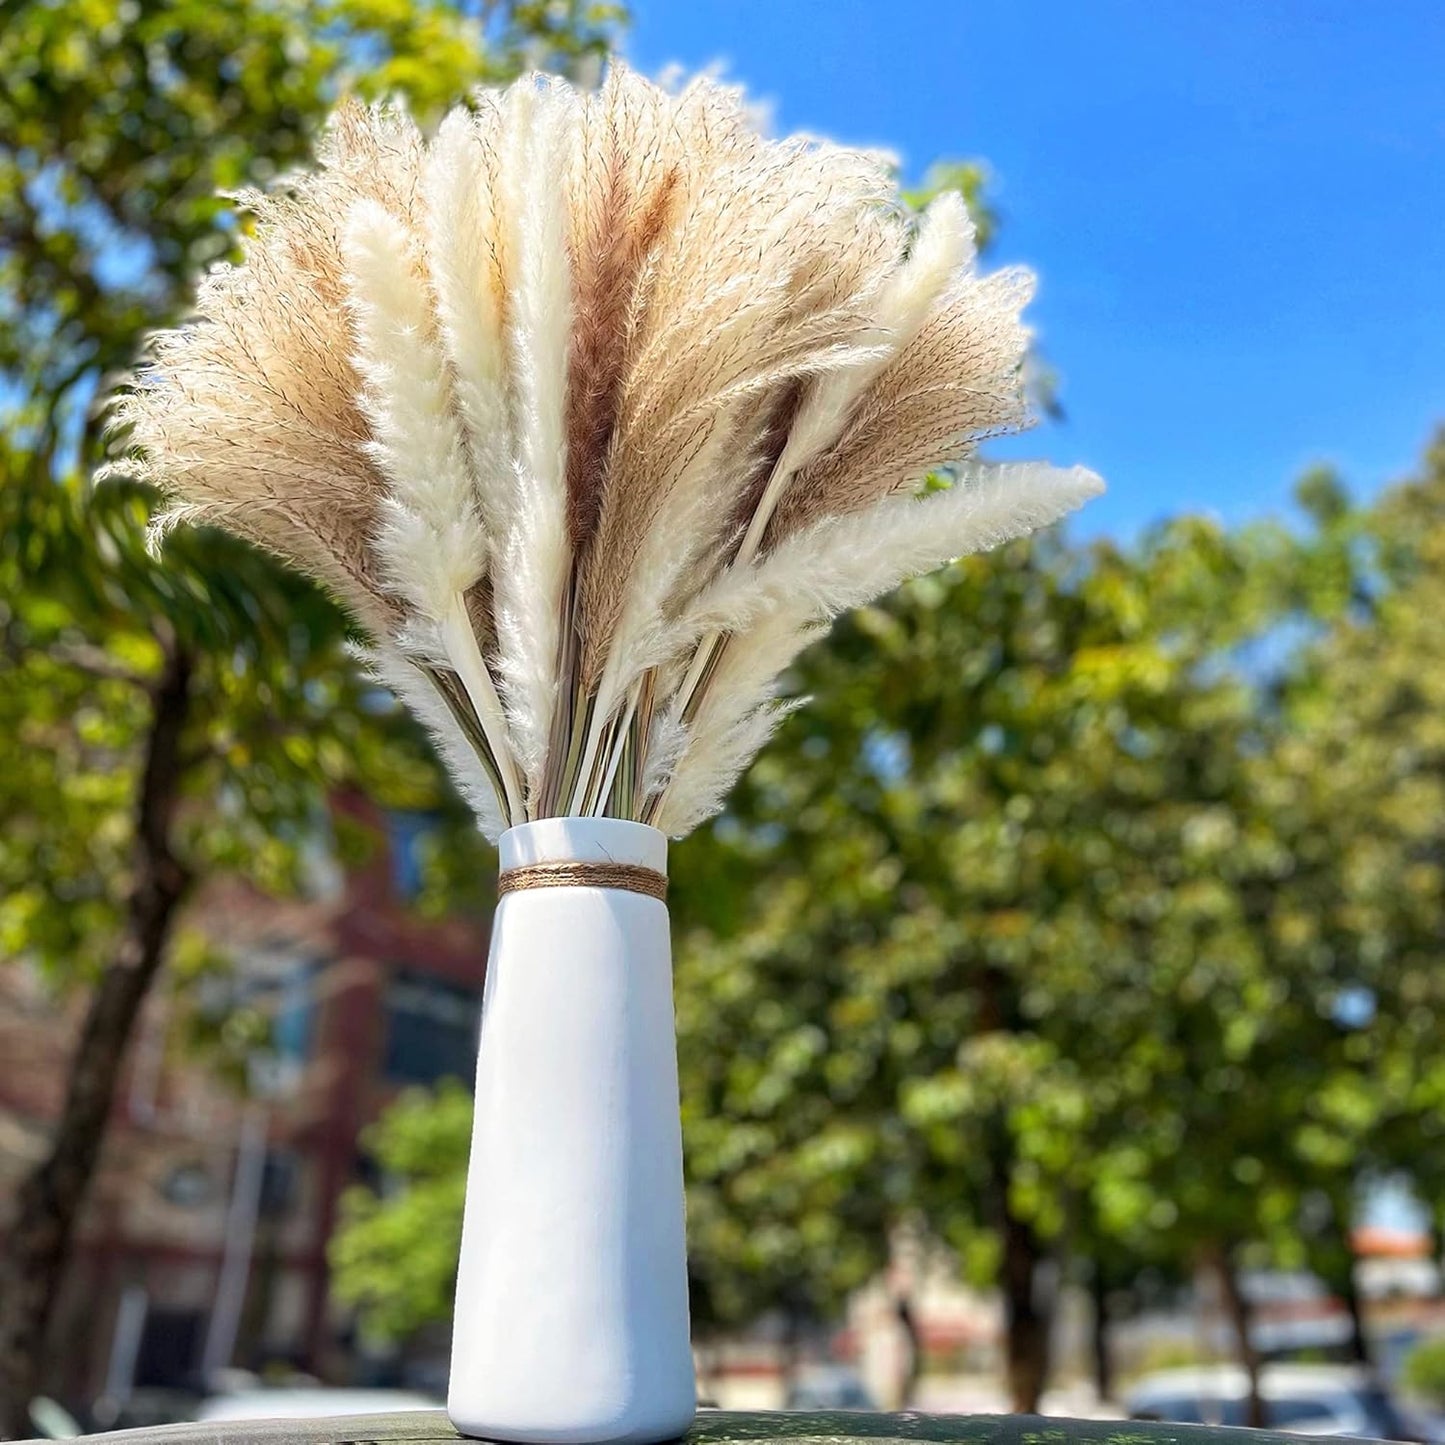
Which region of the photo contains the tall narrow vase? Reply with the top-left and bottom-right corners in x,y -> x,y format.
448,818 -> 696,1444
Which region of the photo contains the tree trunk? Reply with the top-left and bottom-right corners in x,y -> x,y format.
1089,1262 -> 1114,1406
778,1305 -> 803,1400
1000,1202 -> 1051,1414
894,1289 -> 924,1409
1337,1249 -> 1371,1368
0,642 -> 193,1440
975,963 -> 1054,1417
1209,1242 -> 1265,1430
1321,1192 -> 1371,1369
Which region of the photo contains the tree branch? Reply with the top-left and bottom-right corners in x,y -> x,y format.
47,638 -> 149,687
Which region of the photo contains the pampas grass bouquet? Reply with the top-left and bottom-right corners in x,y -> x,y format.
111,63 -> 1100,1444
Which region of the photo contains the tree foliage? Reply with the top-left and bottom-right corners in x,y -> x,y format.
0,0 -> 623,963
330,1081 -> 474,1343
675,446 -> 1445,1406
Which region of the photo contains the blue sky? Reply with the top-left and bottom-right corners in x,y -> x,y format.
625,1 -> 1445,538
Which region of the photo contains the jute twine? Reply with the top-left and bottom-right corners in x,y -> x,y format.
497,860 -> 668,902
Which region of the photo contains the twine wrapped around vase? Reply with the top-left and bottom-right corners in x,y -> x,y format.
497,859 -> 668,901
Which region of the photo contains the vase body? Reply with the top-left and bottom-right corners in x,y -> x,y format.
447,818 -> 695,1444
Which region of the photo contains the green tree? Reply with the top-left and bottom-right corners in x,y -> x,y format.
329,1081 -> 474,1343
1401,1335 -> 1445,1411
1066,457 -> 1445,1415
1258,441 -> 1445,1362
671,494 -> 1390,1416
0,1 -> 618,1433
677,518 -> 1281,1410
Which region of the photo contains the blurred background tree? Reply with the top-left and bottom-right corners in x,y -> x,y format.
0,0 -> 620,1433
677,446 -> 1445,1414
328,1080 -> 474,1346
670,513 -> 1296,1413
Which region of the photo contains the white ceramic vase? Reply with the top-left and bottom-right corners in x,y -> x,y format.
447,817 -> 696,1444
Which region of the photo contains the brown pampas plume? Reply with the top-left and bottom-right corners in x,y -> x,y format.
564,68 -> 681,553
106,64 -> 1103,841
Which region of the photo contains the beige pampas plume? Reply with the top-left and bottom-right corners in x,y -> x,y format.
106,64 -> 1103,841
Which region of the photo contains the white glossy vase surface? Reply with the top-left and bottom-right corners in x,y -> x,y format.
448,817 -> 695,1444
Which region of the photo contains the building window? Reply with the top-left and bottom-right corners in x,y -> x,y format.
266,958 -> 316,1067
382,971 -> 480,1087
157,1162 -> 217,1210
133,1308 -> 205,1389
259,1149 -> 300,1219
385,810 -> 437,902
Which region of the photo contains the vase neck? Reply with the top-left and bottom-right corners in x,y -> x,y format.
498,817 -> 668,875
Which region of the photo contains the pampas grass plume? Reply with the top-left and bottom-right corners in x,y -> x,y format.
108,65 -> 1103,840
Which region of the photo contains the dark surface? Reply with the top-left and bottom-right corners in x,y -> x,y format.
16,1409 -> 1368,1445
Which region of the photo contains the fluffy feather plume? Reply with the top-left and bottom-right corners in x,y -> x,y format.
108,66 -> 1102,841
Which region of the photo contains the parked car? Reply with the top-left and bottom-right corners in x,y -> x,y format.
195,1387 -> 440,1421
785,1365 -> 877,1410
24,1397 -> 81,1440
1127,1364 -> 1413,1438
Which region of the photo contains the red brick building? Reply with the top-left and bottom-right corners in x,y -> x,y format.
0,796 -> 489,1415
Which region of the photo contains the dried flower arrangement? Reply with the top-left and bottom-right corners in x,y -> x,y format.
107,65 -> 1101,842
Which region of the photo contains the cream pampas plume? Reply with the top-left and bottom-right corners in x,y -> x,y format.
107,65 -> 1103,841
